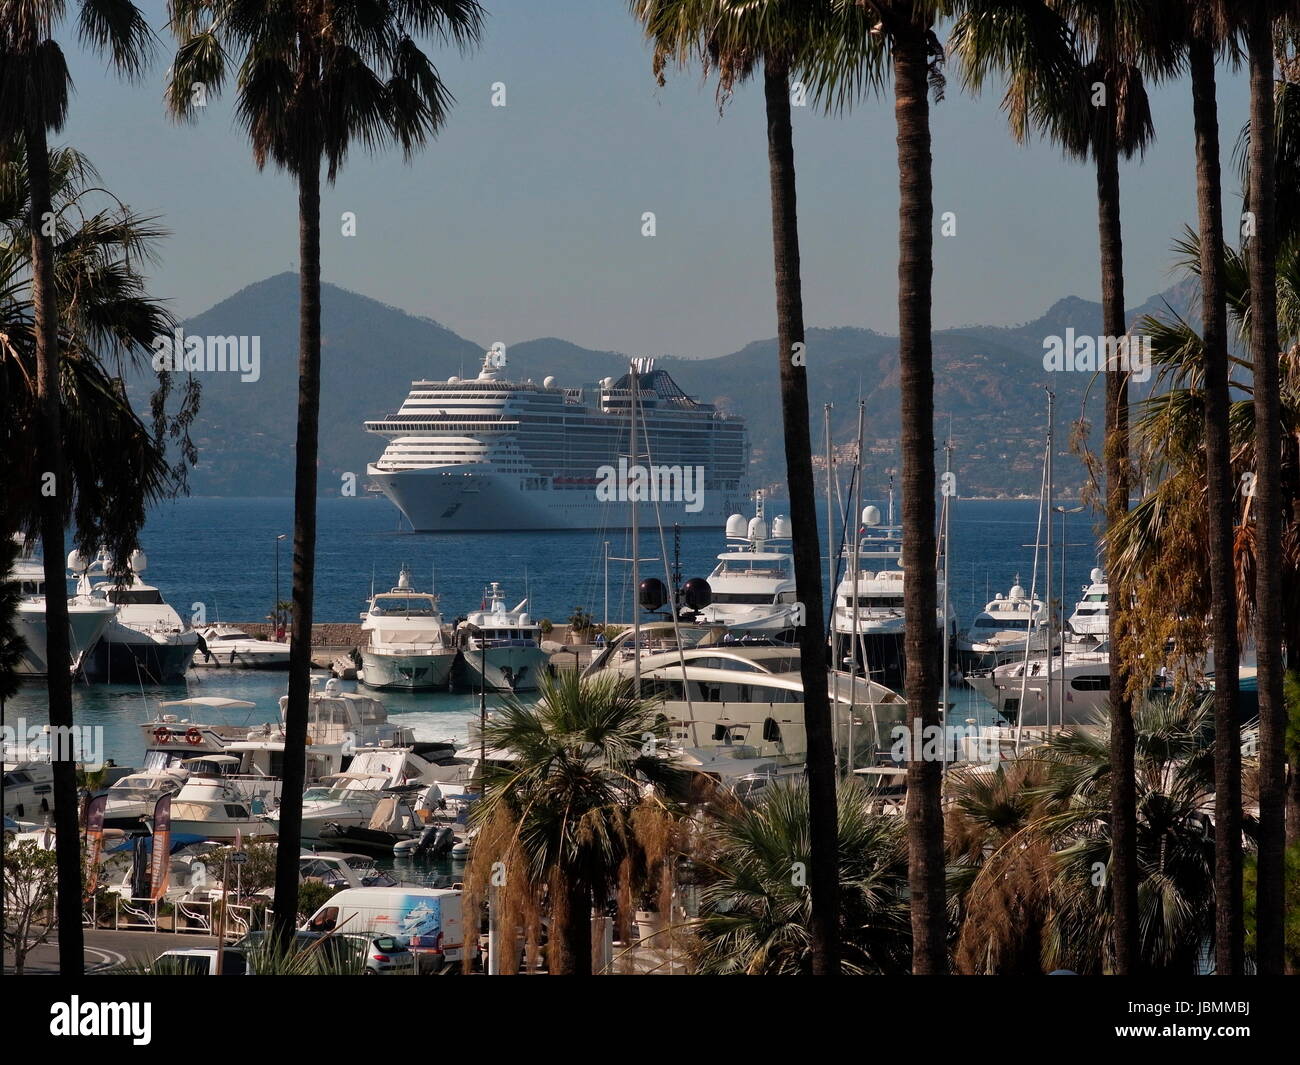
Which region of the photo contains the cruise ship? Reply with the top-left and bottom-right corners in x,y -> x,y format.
365,351 -> 748,531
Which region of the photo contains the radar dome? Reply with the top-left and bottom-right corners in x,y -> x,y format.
1009,584 -> 1026,599
680,577 -> 712,610
129,549 -> 147,573
519,613 -> 531,626
747,517 -> 768,541
771,515 -> 792,539
448,376 -> 460,384
1090,567 -> 1104,583
602,376 -> 614,389
66,550 -> 88,572
862,505 -> 881,526
543,376 -> 556,388
638,577 -> 669,612
725,513 -> 748,539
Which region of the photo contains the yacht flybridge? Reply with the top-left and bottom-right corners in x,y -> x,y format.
359,566 -> 456,691
694,496 -> 801,636
455,582 -> 548,692
1068,568 -> 1110,643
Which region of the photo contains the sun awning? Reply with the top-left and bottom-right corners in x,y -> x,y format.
159,697 -> 257,709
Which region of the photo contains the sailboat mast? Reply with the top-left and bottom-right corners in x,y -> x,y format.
1045,388 -> 1055,739
940,433 -> 953,774
630,362 -> 641,690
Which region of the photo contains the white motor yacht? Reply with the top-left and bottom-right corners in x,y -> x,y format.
957,577 -> 1054,665
831,497 -> 958,689
359,567 -> 457,691
75,549 -> 199,684
455,582 -> 549,692
966,643 -> 1113,728
102,768 -> 189,830
1068,568 -> 1110,642
167,775 -> 275,841
585,623 -> 908,768
192,624 -> 291,670
7,536 -> 115,676
694,495 -> 800,635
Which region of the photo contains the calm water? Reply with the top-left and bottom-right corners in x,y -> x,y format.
7,495 -> 1102,766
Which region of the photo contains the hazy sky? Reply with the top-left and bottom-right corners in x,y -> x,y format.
57,1 -> 1251,358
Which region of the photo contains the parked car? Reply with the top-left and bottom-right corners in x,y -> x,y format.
148,948 -> 248,975
346,933 -> 416,975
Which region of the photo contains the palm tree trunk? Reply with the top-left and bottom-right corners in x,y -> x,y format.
893,22 -> 945,975
763,58 -> 839,976
1245,7 -> 1286,977
549,874 -> 592,976
1188,32 -> 1244,977
1095,131 -> 1138,975
270,142 -> 322,944
25,110 -> 84,977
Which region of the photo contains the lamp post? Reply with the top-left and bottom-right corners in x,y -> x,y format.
274,534 -> 287,637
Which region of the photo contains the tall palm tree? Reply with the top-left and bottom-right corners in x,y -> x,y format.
164,0 -> 485,944
1241,0 -> 1298,976
952,0 -> 1172,974
0,0 -> 154,975
689,779 -> 912,975
1182,0 -> 1245,976
466,670 -> 686,975
632,0 -> 853,977
1036,695 -> 1250,974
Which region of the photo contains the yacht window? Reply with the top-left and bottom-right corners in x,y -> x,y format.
1084,593 -> 1107,602
762,718 -> 783,743
709,592 -> 778,605
371,596 -> 436,617
107,589 -> 165,605
849,596 -> 904,608
1070,675 -> 1110,692
974,617 -> 1032,630
225,805 -> 249,817
4,771 -> 31,786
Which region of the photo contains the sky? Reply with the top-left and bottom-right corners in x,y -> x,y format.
55,0 -> 1252,358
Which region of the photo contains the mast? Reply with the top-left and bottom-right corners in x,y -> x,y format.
825,404 -> 838,765
630,361 -> 641,691
1045,388 -> 1054,740
848,400 -> 865,778
940,432 -> 953,774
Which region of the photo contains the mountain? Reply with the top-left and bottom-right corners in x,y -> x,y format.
137,271 -> 1198,498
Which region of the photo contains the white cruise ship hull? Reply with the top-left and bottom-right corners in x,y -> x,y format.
369,465 -> 743,532
360,648 -> 456,691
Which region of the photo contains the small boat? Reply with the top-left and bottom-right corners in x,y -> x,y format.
193,625 -> 291,670
455,582 -> 549,692
102,768 -> 189,831
167,776 -> 276,841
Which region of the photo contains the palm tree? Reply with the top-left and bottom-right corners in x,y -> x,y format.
1181,0 -> 1245,975
632,0 -> 850,977
0,0 -> 155,975
465,670 -> 686,975
1035,696 -> 1254,973
951,0 -> 1174,975
945,759 -> 1055,974
689,779 -> 912,974
164,0 -> 485,944
1240,0 -> 1298,976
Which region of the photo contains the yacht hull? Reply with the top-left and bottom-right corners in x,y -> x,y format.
83,629 -> 198,685
360,649 -> 456,691
458,645 -> 551,692
13,603 -> 114,676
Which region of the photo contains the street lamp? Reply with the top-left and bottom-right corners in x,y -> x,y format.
274,534 -> 287,637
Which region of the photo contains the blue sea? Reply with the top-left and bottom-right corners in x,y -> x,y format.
7,495 -> 1102,766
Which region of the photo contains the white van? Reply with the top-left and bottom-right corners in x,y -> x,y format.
303,887 -> 475,971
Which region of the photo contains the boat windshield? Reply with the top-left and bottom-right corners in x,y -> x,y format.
973,617 -> 1033,630
371,596 -> 437,616
715,559 -> 788,576
105,589 -> 165,605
